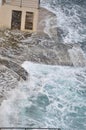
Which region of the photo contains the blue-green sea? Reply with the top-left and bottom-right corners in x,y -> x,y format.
0,0 -> 86,130
0,62 -> 86,130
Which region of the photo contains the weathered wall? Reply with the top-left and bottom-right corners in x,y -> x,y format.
0,4 -> 39,32
0,0 -> 2,7
9,0 -> 39,8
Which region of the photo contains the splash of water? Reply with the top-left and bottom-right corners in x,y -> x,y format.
68,45 -> 86,67
0,62 -> 86,130
41,0 -> 86,44
0,1 -> 86,130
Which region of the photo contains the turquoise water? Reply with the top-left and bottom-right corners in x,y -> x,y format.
0,62 -> 86,130
41,0 -> 86,48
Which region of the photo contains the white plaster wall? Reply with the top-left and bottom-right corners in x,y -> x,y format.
0,4 -> 39,32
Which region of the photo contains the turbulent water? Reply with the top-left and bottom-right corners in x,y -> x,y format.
41,0 -> 86,46
0,0 -> 86,130
0,62 -> 86,130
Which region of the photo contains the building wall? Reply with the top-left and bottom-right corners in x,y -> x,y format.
0,0 -> 2,7
4,0 -> 39,8
0,4 -> 39,32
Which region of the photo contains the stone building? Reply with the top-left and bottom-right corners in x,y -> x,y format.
0,0 -> 40,32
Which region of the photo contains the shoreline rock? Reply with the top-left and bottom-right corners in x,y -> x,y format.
0,29 -> 86,67
0,58 -> 28,81
0,29 -> 86,105
0,65 -> 19,105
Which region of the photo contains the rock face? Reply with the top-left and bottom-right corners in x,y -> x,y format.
20,33 -> 73,66
0,58 -> 28,81
0,65 -> 19,104
37,7 -> 58,41
68,45 -> 86,67
0,57 -> 28,104
0,28 -> 86,104
0,29 -> 86,67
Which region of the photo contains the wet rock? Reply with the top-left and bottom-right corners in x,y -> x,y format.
37,7 -> 61,43
21,34 -> 73,66
0,58 -> 28,80
0,65 -> 19,104
68,45 -> 86,67
0,29 -> 86,67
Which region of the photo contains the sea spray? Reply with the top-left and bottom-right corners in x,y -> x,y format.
0,0 -> 86,129
0,62 -> 86,130
41,0 -> 86,44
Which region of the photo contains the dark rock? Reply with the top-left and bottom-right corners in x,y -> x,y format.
0,58 -> 28,81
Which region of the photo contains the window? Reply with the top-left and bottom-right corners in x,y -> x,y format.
25,12 -> 33,30
11,10 -> 22,30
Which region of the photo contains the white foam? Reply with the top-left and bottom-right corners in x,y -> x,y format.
41,0 -> 86,44
68,45 -> 86,67
0,61 -> 86,129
